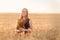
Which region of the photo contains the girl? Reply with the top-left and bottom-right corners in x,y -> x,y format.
16,8 -> 32,35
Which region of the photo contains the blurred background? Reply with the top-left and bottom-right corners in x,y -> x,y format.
0,0 -> 60,13
0,0 -> 60,40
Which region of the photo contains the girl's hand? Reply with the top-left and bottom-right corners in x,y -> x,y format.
16,30 -> 20,33
28,28 -> 32,33
16,30 -> 19,31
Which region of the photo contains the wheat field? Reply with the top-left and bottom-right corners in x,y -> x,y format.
0,13 -> 60,40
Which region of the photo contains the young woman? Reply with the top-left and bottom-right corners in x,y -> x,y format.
16,8 -> 32,34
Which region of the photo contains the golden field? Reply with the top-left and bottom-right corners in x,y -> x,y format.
0,13 -> 60,40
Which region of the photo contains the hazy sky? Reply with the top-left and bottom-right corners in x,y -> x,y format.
0,0 -> 60,13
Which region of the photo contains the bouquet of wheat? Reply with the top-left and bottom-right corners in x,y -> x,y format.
16,19 -> 26,33
17,19 -> 24,30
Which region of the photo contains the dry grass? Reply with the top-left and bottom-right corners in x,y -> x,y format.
0,13 -> 60,40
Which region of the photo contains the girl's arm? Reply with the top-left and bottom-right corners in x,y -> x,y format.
29,20 -> 32,30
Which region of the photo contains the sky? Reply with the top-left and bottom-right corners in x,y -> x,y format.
0,0 -> 60,13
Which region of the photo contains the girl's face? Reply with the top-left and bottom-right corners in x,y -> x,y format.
21,8 -> 28,20
21,9 -> 28,17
